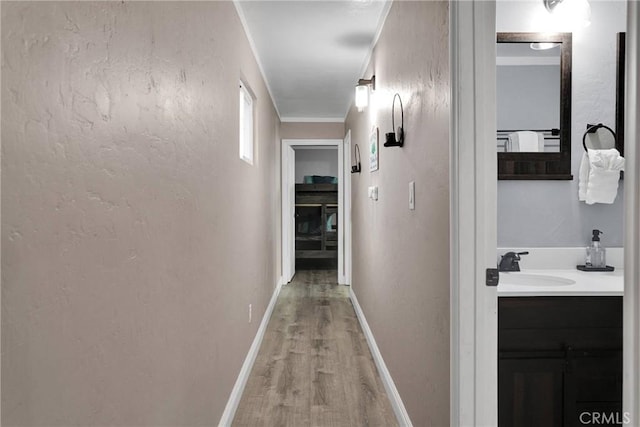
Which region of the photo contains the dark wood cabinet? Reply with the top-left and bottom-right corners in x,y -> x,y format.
499,297 -> 622,427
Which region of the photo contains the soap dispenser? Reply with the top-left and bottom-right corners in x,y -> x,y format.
586,229 -> 606,268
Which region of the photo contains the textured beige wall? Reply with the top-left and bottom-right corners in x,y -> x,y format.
280,121 -> 345,140
1,2 -> 280,425
344,1 -> 450,425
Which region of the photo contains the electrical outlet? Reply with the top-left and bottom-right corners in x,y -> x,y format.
409,181 -> 415,210
249,304 -> 252,323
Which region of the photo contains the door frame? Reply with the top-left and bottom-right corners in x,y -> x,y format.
451,1 -> 640,425
281,139 -> 348,285
450,1 -> 498,425
281,144 -> 296,284
624,1 -> 639,423
343,130 -> 352,285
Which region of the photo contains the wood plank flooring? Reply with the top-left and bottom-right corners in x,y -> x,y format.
232,270 -> 398,427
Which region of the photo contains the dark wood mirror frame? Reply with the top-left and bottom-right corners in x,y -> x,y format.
497,32 -> 573,180
615,32 -> 625,158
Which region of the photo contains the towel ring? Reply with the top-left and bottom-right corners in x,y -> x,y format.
583,123 -> 616,152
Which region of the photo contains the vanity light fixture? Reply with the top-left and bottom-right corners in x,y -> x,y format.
543,0 -> 563,12
543,0 -> 591,28
351,144 -> 361,173
355,75 -> 375,112
384,93 -> 404,148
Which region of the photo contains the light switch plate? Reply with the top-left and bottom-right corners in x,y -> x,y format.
409,181 -> 415,210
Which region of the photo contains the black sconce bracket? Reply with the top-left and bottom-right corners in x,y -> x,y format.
384,93 -> 404,147
358,75 -> 376,91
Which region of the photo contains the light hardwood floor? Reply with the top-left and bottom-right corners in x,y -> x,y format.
232,270 -> 399,427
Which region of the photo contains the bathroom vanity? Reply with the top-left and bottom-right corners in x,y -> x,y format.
497,269 -> 623,427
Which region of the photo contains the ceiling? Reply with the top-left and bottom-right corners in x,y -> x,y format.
235,0 -> 391,122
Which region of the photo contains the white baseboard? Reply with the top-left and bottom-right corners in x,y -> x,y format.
349,287 -> 413,427
218,276 -> 284,426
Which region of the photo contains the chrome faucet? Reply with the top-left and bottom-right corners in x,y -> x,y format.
499,251 -> 529,272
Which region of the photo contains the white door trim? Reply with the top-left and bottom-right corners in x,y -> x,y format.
281,139 -> 347,285
281,145 -> 296,284
624,1 -> 639,423
337,141 -> 345,285
450,1 -> 498,426
343,130 -> 353,285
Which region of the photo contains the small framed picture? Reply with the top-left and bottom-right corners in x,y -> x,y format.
369,126 -> 379,172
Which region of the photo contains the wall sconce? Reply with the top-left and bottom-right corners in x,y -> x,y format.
543,0 -> 591,28
384,93 -> 404,147
355,75 -> 375,112
351,144 -> 361,173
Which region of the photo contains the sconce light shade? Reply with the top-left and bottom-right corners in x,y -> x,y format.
355,85 -> 369,112
355,75 -> 375,112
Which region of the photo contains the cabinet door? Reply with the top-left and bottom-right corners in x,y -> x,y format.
564,350 -> 623,427
499,355 -> 565,427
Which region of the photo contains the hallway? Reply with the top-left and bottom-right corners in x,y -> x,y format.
232,271 -> 398,427
1,2 -> 451,425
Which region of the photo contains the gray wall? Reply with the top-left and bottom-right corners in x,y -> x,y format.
294,149 -> 338,183
1,3 -> 280,425
345,1 -> 450,425
497,0 -> 626,247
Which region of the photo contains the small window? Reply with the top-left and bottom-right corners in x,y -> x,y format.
239,81 -> 254,165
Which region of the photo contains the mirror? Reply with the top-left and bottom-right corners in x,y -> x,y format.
496,32 -> 572,180
497,42 -> 560,153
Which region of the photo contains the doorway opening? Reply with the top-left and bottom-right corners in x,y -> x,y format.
294,146 -> 339,273
281,138 -> 351,285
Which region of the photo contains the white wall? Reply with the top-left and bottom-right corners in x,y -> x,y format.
294,149 -> 338,183
496,0 -> 626,247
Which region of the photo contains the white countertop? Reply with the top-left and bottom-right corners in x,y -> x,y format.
497,269 -> 624,297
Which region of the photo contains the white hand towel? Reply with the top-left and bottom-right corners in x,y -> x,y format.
506,133 -> 519,152
578,152 -> 589,201
507,131 -> 541,152
579,148 -> 625,205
